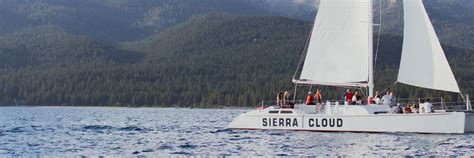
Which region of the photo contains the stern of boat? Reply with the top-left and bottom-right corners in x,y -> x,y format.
465,112 -> 474,133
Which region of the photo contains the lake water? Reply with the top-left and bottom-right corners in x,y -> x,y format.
0,106 -> 473,157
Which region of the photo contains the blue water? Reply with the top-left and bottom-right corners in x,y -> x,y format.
0,106 -> 473,156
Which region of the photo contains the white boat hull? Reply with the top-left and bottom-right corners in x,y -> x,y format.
228,106 -> 474,134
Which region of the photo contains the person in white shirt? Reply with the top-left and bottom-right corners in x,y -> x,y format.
381,92 -> 391,106
424,99 -> 433,113
419,101 -> 426,113
352,91 -> 362,105
373,91 -> 381,104
419,99 -> 433,113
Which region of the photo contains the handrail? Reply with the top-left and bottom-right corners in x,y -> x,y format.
257,97 -> 472,111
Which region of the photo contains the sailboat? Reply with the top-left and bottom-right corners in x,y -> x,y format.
228,0 -> 474,133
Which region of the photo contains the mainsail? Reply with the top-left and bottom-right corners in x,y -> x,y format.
397,0 -> 460,93
296,0 -> 371,87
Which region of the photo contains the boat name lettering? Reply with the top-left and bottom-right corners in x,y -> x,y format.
262,118 -> 298,127
308,118 -> 343,128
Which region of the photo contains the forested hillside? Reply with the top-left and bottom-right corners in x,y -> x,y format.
0,15 -> 307,106
0,0 -> 473,107
0,14 -> 472,107
375,0 -> 474,50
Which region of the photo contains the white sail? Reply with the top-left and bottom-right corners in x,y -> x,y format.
397,0 -> 460,93
297,0 -> 371,87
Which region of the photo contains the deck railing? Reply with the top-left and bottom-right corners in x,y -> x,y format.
256,97 -> 473,112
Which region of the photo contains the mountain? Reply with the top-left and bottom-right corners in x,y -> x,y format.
0,0 -> 314,43
2,0 -> 472,48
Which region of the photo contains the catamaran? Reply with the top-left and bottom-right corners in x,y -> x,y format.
228,0 -> 474,133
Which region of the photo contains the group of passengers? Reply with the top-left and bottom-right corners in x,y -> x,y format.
343,89 -> 364,105
398,99 -> 433,114
305,89 -> 378,106
276,89 -> 435,113
276,91 -> 294,108
305,89 -> 322,105
372,91 -> 397,107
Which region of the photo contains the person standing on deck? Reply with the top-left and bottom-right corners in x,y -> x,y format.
426,99 -> 433,113
283,91 -> 293,104
283,91 -> 294,108
306,92 -> 315,105
315,89 -> 322,104
344,89 -> 353,103
276,91 -> 284,106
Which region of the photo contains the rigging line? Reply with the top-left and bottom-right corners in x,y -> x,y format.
293,4 -> 320,81
374,0 -> 383,71
379,81 -> 398,95
459,91 -> 466,103
292,18 -> 314,81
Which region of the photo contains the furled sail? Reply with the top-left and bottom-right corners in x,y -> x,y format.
397,0 -> 460,93
296,0 -> 370,87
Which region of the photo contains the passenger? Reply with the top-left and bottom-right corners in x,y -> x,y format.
411,103 -> 419,113
306,91 -> 315,105
424,99 -> 433,113
276,91 -> 284,106
283,91 -> 294,108
351,91 -> 361,105
283,91 -> 289,104
367,96 -> 374,104
411,104 -> 420,113
315,89 -> 322,104
381,92 -> 392,106
404,105 -> 412,113
395,104 -> 403,114
356,92 -> 362,105
351,92 -> 356,105
374,91 -> 381,99
344,89 -> 353,103
389,92 -> 397,108
419,99 -> 426,113
374,91 -> 381,104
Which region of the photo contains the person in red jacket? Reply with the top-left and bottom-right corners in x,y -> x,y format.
315,89 -> 322,104
344,89 -> 353,103
306,92 -> 315,105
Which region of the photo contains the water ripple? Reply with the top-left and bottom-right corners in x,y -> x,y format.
82,125 -> 114,131
118,126 -> 148,132
5,127 -> 26,133
171,151 -> 192,155
178,143 -> 198,149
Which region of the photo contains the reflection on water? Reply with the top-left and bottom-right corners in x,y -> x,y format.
0,106 -> 473,156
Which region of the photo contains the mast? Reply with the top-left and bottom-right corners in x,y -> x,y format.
368,0 -> 374,97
